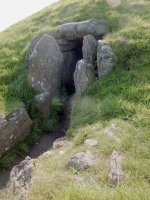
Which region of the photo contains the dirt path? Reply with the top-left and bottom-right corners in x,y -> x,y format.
0,94 -> 73,189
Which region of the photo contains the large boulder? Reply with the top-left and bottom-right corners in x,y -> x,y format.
0,107 -> 32,158
25,35 -> 41,64
73,59 -> 95,92
62,51 -> 77,90
97,40 -> 117,79
56,39 -> 77,52
35,92 -> 50,115
82,35 -> 97,64
56,18 -> 107,40
28,34 -> 64,98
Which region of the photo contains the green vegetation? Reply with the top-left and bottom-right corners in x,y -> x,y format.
0,0 -> 150,199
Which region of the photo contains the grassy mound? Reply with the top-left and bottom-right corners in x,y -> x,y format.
0,0 -> 150,199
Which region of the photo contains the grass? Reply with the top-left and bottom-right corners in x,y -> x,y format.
0,0 -> 150,199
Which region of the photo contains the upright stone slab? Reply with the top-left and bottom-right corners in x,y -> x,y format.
0,107 -> 32,158
82,35 -> 97,63
97,40 -> 117,79
28,34 -> 64,98
62,51 -> 77,90
73,59 -> 95,92
25,35 -> 41,64
56,18 -> 107,40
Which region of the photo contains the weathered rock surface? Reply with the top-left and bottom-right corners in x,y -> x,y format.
82,35 -> 97,63
97,40 -> 117,79
104,124 -> 120,142
57,39 -> 77,52
73,59 -> 95,91
28,34 -> 64,98
7,156 -> 35,199
109,149 -> 123,184
35,92 -> 50,115
0,107 -> 32,158
62,51 -> 77,90
84,139 -> 98,146
53,136 -> 70,148
25,35 -> 41,64
56,18 -> 107,40
66,150 -> 98,170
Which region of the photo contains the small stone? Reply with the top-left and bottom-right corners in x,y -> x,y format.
53,136 -> 70,148
59,150 -> 65,155
66,150 -> 98,170
42,151 -> 52,158
84,139 -> 98,146
109,149 -> 123,184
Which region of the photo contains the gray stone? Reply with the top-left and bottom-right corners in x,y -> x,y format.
7,156 -> 35,199
35,92 -> 50,115
84,139 -> 98,146
82,35 -> 97,63
66,150 -> 98,170
56,39 -> 77,52
104,124 -> 120,142
0,107 -> 32,158
109,149 -> 123,184
62,51 -> 77,90
28,34 -> 64,98
25,35 -> 41,64
73,59 -> 95,91
53,136 -> 70,148
56,18 -> 107,40
97,40 -> 117,79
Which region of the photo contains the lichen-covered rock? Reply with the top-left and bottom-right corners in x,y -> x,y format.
56,39 -> 77,52
109,149 -> 123,184
35,92 -> 50,115
82,35 -> 97,63
0,107 -> 32,158
28,34 -> 64,98
25,35 -> 41,64
7,156 -> 35,199
73,59 -> 95,91
62,51 -> 77,90
66,150 -> 98,170
56,18 -> 107,40
97,40 -> 117,79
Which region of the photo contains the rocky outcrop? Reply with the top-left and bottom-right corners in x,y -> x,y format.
97,40 -> 117,79
25,35 -> 41,64
56,39 -> 77,52
28,34 -> 64,98
56,18 -> 107,40
35,92 -> 50,115
0,107 -> 32,158
62,51 -> 77,90
66,150 -> 98,170
7,156 -> 35,199
82,35 -> 97,63
109,149 -> 123,184
73,59 -> 95,91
